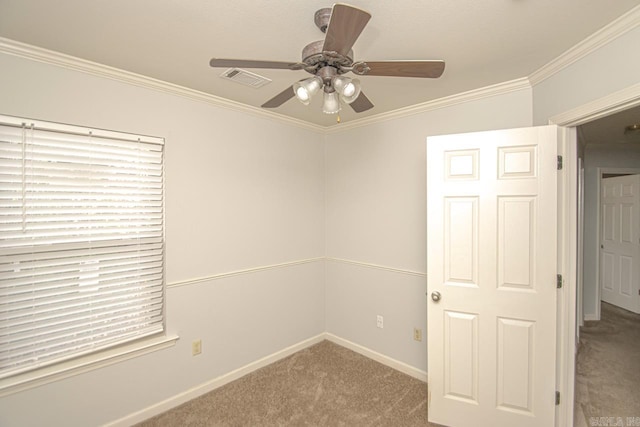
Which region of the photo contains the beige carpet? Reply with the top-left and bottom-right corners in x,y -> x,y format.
136,340 -> 440,426
574,302 -> 640,426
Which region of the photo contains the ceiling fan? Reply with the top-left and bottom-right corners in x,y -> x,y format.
209,3 -> 445,115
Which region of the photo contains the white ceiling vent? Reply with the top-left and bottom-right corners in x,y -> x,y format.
220,68 -> 271,88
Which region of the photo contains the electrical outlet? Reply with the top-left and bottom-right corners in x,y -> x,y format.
192,339 -> 202,356
413,328 -> 422,342
376,315 -> 384,329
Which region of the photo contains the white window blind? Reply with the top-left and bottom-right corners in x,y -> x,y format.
0,115 -> 165,379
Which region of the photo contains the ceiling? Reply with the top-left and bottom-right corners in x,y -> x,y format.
579,105 -> 640,146
1,0 -> 639,127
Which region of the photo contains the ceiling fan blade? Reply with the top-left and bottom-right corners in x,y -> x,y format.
357,60 -> 445,78
210,58 -> 304,70
323,4 -> 371,57
261,85 -> 295,108
349,91 -> 374,113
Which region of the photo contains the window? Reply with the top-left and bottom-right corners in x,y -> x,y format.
0,115 -> 165,380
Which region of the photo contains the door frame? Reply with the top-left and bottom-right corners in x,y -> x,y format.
577,158 -> 584,330
596,167 -> 640,319
548,82 -> 640,427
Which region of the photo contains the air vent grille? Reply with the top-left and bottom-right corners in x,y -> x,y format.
220,68 -> 272,88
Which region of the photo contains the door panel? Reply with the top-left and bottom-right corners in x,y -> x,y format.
600,174 -> 640,313
427,126 -> 558,427
443,310 -> 479,402
498,196 -> 535,289
444,197 -> 479,286
496,317 -> 534,414
602,252 -> 615,291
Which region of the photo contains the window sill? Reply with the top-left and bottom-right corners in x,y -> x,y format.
0,334 -> 179,397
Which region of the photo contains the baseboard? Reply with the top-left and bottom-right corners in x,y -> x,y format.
325,333 -> 428,382
104,333 -> 326,427
583,314 -> 599,321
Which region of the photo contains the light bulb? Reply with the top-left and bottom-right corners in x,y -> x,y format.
342,82 -> 356,97
295,86 -> 310,102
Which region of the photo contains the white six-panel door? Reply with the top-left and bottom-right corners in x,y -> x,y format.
427,126 -> 558,427
600,174 -> 640,314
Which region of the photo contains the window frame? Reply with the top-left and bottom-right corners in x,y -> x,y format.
0,114 -> 177,396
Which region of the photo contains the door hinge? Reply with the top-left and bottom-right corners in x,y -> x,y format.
557,155 -> 563,170
555,391 -> 561,405
557,274 -> 563,289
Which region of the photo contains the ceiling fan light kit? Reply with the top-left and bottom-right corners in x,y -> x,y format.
294,72 -> 361,110
209,3 -> 445,118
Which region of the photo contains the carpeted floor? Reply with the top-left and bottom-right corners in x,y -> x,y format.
136,340 -> 440,426
574,302 -> 640,426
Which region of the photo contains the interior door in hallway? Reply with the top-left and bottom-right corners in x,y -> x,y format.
427,126 -> 558,427
600,173 -> 640,314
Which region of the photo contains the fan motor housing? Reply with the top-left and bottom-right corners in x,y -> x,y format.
302,40 -> 353,74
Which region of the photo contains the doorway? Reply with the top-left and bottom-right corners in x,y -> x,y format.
562,101 -> 640,426
578,110 -> 640,321
548,83 -> 640,427
597,170 -> 640,314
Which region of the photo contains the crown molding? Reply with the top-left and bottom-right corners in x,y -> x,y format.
529,5 -> 640,86
0,37 -> 325,134
325,77 -> 532,134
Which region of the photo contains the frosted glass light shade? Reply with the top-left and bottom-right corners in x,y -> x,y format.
332,76 -> 361,104
293,77 -> 322,105
322,91 -> 341,114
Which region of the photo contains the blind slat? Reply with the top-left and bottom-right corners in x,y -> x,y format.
0,301 -> 164,346
0,237 -> 163,258
2,323 -> 163,368
0,231 -> 164,249
0,302 -> 164,346
0,263 -> 164,294
0,251 -> 163,282
1,280 -> 164,323
0,322 -> 163,377
0,292 -> 163,332
0,242 -> 163,269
